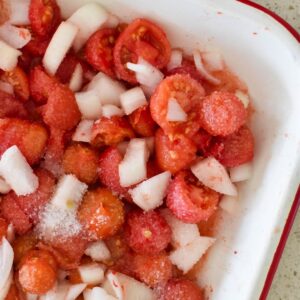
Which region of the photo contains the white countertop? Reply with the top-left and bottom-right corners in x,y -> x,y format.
251,1 -> 300,299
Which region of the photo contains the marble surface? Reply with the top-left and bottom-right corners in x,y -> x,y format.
251,1 -> 300,299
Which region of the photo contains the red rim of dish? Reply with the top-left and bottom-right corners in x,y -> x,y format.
237,1 -> 300,299
237,0 -> 300,43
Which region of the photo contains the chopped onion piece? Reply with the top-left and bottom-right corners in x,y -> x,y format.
193,50 -> 220,85
0,40 -> 21,71
72,120 -> 94,143
120,87 -> 147,115
160,209 -> 200,247
0,271 -> 12,300
202,51 -> 224,71
69,63 -> 83,92
230,162 -> 252,182
84,287 -> 117,300
43,21 -> 79,75
87,73 -> 126,106
27,294 -> 38,300
191,157 -> 237,196
145,137 -> 155,154
169,237 -> 215,273
0,23 -> 31,49
50,174 -> 88,212
104,14 -> 120,28
66,283 -> 87,300
119,139 -> 149,187
40,282 -> 70,300
68,3 -> 108,51
75,90 -> 102,120
85,240 -> 111,262
167,49 -> 183,70
219,195 -> 239,215
0,146 -> 38,196
0,238 -> 14,293
235,90 -> 250,108
0,177 -> 11,194
116,141 -> 129,155
167,98 -> 187,122
78,263 -> 105,285
0,81 -> 13,94
8,0 -> 30,25
102,105 -> 124,118
130,171 -> 171,211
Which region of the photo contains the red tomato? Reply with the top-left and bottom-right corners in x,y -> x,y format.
167,171 -> 220,223
55,53 -> 79,84
155,128 -> 197,174
114,18 -> 171,83
1,67 -> 30,101
91,116 -> 135,147
218,126 -> 254,167
14,169 -> 55,225
29,0 -> 61,37
147,159 -> 162,178
0,218 -> 8,240
0,195 -> 32,235
192,129 -> 212,154
0,91 -> 28,119
41,84 -> 81,130
200,91 -> 247,136
29,66 -> 57,104
0,118 -> 48,165
150,74 -> 205,138
129,105 -> 157,137
98,147 -> 132,201
85,28 -> 119,77
23,32 -> 50,56
124,210 -> 171,255
159,278 -> 204,300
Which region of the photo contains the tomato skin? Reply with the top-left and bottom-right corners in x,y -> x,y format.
98,147 -> 131,201
114,18 -> 171,83
29,0 -> 61,37
85,28 -> 119,77
91,116 -> 135,147
78,188 -> 125,240
200,91 -> 247,136
155,128 -> 197,174
150,74 -> 205,138
18,249 -> 57,295
166,171 -> 220,223
23,32 -> 50,56
4,284 -> 21,300
55,53 -> 79,84
124,210 -> 171,255
1,67 -> 30,102
218,126 -> 254,167
192,129 -> 212,154
129,105 -> 157,137
0,91 -> 28,119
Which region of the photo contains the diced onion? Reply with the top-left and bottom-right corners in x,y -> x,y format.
8,0 -> 30,25
0,23 -> 31,49
0,81 -> 13,94
145,137 -> 155,154
202,51 -> 224,71
0,177 -> 11,194
167,49 -> 183,71
0,271 -> 12,300
219,195 -> 239,215
193,50 -> 220,85
65,283 -> 87,300
0,146 -> 38,196
116,141 -> 129,155
85,241 -> 111,262
120,87 -> 147,115
102,105 -> 124,118
40,282 -> 70,300
75,90 -> 102,120
69,63 -> 83,92
43,21 -> 79,75
26,294 -> 38,300
0,238 -> 14,293
68,3 -> 108,51
104,14 -> 120,28
235,90 -> 250,108
230,162 -> 252,182
166,98 -> 187,122
72,120 -> 94,143
78,264 -> 105,285
84,287 -> 117,300
0,40 -> 21,71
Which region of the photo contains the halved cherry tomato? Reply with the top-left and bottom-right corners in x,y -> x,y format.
14,169 -> 55,224
200,91 -> 247,136
0,91 -> 28,119
78,188 -> 125,240
129,105 -> 157,137
29,66 -> 57,104
63,144 -> 99,184
13,232 -> 38,264
98,147 -> 132,201
192,129 -> 212,154
150,74 -> 205,138
159,278 -> 204,300
0,118 -> 48,165
146,159 -> 162,178
106,232 -> 130,262
85,28 -> 119,77
124,210 -> 171,255
55,53 -> 79,84
218,126 -> 254,167
23,31 -> 51,56
114,18 -> 171,83
0,218 -> 8,240
1,67 -> 30,101
29,0 -> 61,37
167,171 -> 220,223
155,128 -> 196,174
18,249 -> 57,295
91,116 -> 135,147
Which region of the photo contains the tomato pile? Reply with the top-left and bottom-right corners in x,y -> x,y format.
0,1 -> 255,299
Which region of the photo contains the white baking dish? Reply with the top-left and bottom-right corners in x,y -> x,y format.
59,1 -> 300,299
